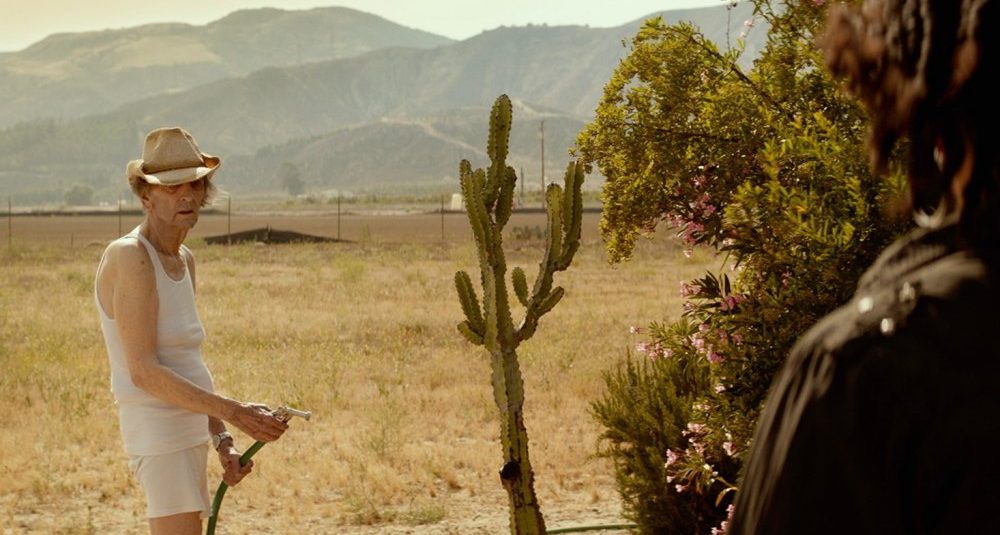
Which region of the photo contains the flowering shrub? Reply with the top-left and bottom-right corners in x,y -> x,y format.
582,1 -> 908,532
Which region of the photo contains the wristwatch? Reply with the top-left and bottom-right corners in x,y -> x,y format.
211,431 -> 233,451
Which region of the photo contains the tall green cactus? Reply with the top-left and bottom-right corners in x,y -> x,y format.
455,94 -> 585,535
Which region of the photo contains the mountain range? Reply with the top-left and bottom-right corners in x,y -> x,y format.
0,2 -> 765,203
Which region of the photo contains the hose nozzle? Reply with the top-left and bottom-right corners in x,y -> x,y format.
273,406 -> 311,423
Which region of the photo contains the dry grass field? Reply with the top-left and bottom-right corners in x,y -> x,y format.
0,212 -> 715,534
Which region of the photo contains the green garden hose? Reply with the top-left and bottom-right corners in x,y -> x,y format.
205,406 -> 310,535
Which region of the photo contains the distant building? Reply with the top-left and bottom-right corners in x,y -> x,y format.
450,193 -> 465,211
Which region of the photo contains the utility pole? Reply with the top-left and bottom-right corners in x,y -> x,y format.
7,197 -> 11,252
519,167 -> 524,209
337,194 -> 342,241
540,120 -> 546,209
227,196 -> 232,246
440,194 -> 445,242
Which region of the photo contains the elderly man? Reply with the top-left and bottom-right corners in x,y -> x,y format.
95,127 -> 287,534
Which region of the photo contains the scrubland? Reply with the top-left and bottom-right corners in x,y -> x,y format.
0,212 -> 714,533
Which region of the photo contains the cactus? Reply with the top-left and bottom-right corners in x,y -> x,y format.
454,95 -> 585,535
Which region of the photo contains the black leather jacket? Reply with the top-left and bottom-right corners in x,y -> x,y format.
731,217 -> 1000,534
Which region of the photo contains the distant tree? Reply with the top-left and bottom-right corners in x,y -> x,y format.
279,162 -> 305,196
64,183 -> 94,206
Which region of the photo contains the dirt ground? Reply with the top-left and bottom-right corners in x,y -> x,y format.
1,210 -> 702,534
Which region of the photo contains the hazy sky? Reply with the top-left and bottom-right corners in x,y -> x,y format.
0,0 -> 725,52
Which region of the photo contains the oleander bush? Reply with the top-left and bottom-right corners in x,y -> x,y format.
580,1 -> 909,532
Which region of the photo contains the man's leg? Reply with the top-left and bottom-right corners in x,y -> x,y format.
150,511 -> 201,535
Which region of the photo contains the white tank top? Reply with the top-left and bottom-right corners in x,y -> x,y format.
96,227 -> 213,456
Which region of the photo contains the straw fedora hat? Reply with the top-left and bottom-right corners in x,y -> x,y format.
127,127 -> 221,187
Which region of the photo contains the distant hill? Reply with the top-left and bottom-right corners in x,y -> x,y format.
0,2 -> 767,203
0,6 -> 452,127
223,102 -> 588,193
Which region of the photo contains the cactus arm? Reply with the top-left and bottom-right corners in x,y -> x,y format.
537,286 -> 564,315
527,184 -> 563,303
464,167 -> 502,282
485,95 -> 512,209
481,268 -> 500,354
561,162 -> 577,233
512,267 -> 529,307
458,321 -> 485,345
545,186 -> 564,269
496,166 -> 517,228
455,270 -> 485,335
460,162 -> 490,256
558,161 -> 584,269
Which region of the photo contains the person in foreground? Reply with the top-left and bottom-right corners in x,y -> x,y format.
95,127 -> 287,534
730,1 -> 1000,533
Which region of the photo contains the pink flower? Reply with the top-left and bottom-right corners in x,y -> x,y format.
714,383 -> 727,393
687,422 -> 707,435
680,281 -> 699,298
629,325 -> 642,334
665,449 -> 679,467
699,323 -> 710,333
708,352 -> 724,364
723,441 -> 736,456
716,329 -> 729,344
712,504 -> 735,535
675,483 -> 688,494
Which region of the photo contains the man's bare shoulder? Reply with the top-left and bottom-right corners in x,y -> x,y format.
103,236 -> 154,281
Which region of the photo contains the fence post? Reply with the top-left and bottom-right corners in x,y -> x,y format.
337,194 -> 341,241
7,197 -> 11,253
441,194 -> 445,242
227,196 -> 232,246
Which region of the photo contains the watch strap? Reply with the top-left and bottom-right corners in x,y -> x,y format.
212,431 -> 233,450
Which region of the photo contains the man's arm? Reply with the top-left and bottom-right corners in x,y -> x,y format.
108,240 -> 286,442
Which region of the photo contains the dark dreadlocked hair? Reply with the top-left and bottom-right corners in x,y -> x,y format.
821,0 -> 1000,226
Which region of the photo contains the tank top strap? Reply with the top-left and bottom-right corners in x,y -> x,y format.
131,227 -> 173,281
129,227 -> 188,283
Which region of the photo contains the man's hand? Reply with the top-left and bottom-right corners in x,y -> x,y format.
218,444 -> 253,486
228,402 -> 288,442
